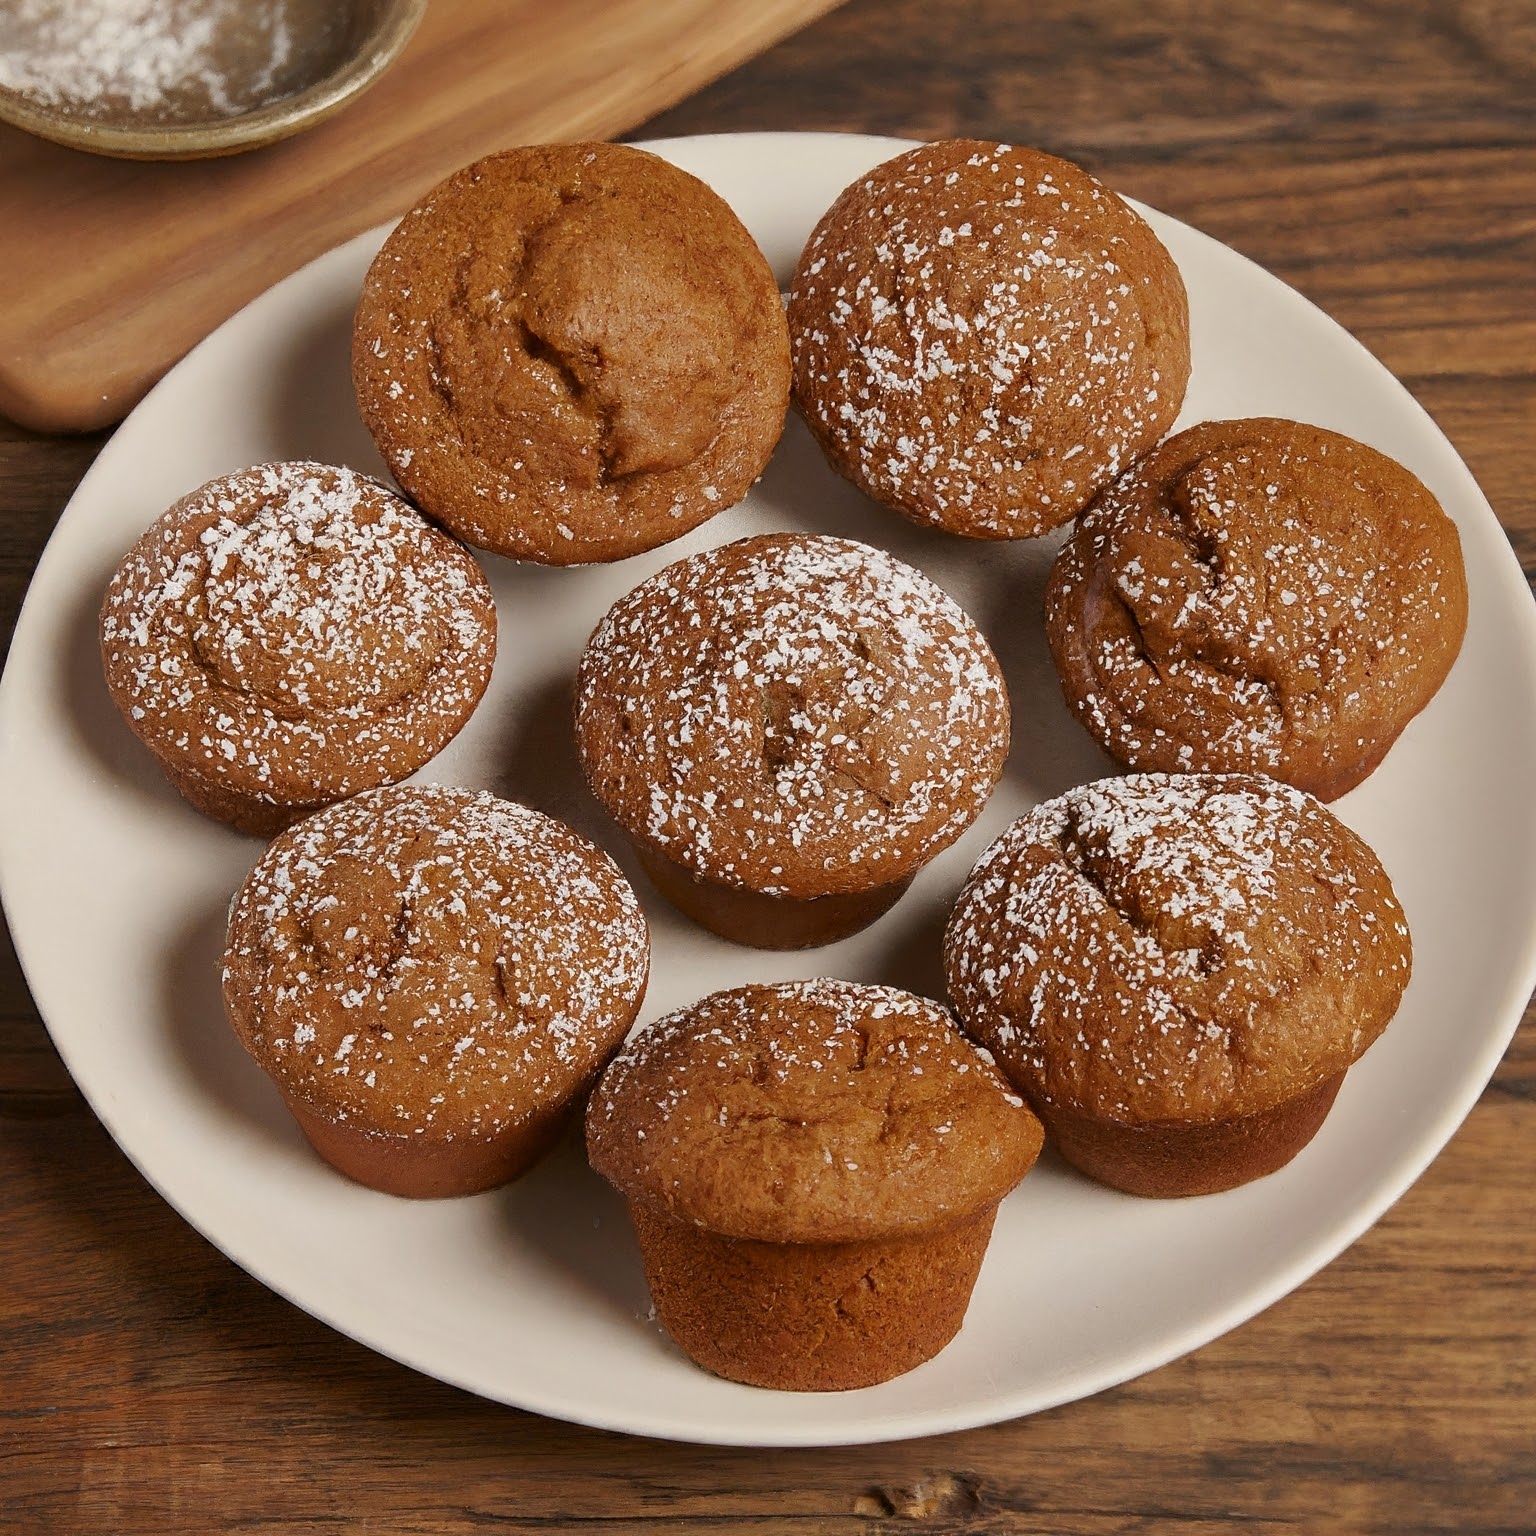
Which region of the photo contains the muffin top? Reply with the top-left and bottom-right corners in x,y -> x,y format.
100,461 -> 495,808
223,785 -> 650,1139
1045,418 -> 1468,800
574,532 -> 1011,898
352,141 -> 791,565
586,978 -> 1043,1242
944,774 -> 1412,1125
788,138 -> 1189,539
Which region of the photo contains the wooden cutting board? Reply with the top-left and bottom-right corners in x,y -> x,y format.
0,0 -> 843,434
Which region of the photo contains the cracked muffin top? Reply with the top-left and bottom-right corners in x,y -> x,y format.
943,773 -> 1412,1125
100,461 -> 495,832
585,978 -> 1043,1242
352,141 -> 791,565
1045,417 -> 1468,800
573,532 -> 1011,899
787,138 -> 1190,540
223,784 -> 650,1140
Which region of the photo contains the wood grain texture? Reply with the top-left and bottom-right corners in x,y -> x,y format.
2,0 -> 1534,1531
0,0 -> 844,434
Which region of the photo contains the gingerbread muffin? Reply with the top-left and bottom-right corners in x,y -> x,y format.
353,142 -> 791,565
100,461 -> 496,837
587,978 -> 1043,1390
223,785 -> 650,1198
574,532 -> 1011,948
944,773 -> 1412,1198
1045,418 -> 1468,800
787,139 -> 1189,540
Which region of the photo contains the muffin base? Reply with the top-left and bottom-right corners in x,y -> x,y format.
283,1091 -> 578,1200
1041,1068 -> 1348,1198
634,842 -> 913,950
161,757 -> 324,839
628,1200 -> 998,1390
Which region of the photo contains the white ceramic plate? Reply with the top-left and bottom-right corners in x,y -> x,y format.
3,133 -> 1534,1448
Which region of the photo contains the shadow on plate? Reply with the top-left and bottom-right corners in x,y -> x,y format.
261,286 -> 387,474
60,557 -> 192,819
490,670 -> 603,840
160,891 -> 296,1145
977,535 -> 1120,806
499,1131 -> 656,1326
857,881 -> 952,1003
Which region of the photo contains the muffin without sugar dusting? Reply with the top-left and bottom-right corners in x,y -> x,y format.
353,141 -> 791,565
223,785 -> 650,1198
575,532 -> 1011,948
100,461 -> 496,837
788,138 -> 1190,540
586,978 -> 1045,1390
944,773 -> 1412,1197
1045,418 -> 1468,800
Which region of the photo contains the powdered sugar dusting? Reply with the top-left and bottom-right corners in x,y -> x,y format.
788,139 -> 1188,538
0,0 -> 306,120
1047,419 -> 1468,796
223,785 -> 650,1137
100,462 -> 495,810
944,774 -> 1412,1122
575,533 -> 1009,896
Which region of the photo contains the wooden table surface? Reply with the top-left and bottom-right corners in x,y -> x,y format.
3,1 -> 1532,1530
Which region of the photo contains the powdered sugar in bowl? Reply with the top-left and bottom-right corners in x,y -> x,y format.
0,0 -> 425,159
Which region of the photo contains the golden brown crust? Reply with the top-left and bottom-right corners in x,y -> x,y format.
224,785 -> 650,1196
788,138 -> 1189,539
1045,417 -> 1469,799
586,978 -> 1043,1243
100,461 -> 496,833
281,1088 -> 579,1201
628,1201 -> 999,1391
1039,1069 -> 1347,1199
632,841 -> 914,950
353,142 -> 790,565
153,756 -> 329,839
574,533 -> 1010,906
944,774 -> 1411,1193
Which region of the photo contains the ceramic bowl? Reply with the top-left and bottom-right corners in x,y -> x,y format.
0,0 -> 426,159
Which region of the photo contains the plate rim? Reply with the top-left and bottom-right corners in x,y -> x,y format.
3,129 -> 1535,1448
